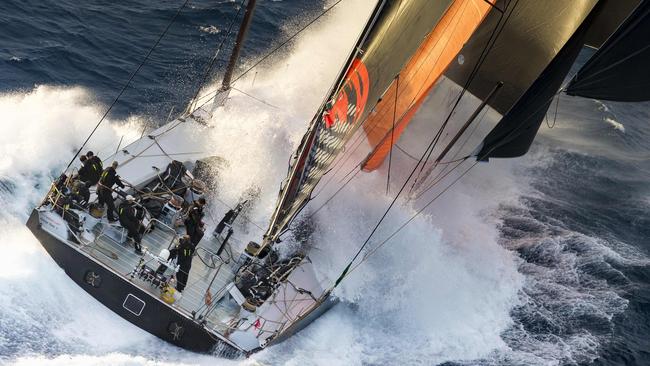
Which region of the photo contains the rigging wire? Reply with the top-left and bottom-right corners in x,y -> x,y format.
386,75 -> 400,195
230,86 -> 280,109
344,86 -> 572,282
411,0 -> 518,188
311,0 -> 484,201
187,0 -> 246,114
346,158 -> 476,278
191,0 -> 345,112
330,0 -> 518,288
315,0 -> 513,211
63,0 -> 191,171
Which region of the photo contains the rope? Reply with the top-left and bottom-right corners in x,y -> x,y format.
64,0 -> 191,172
230,86 -> 280,109
545,93 -> 560,129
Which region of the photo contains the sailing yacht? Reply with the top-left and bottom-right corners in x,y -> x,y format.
26,0 -> 648,357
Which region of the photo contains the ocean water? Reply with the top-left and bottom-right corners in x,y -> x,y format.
1,1 -> 649,365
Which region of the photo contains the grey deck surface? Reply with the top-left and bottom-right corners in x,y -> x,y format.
79,217 -> 240,333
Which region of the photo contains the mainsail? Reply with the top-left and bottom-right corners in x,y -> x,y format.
566,0 -> 650,102
262,0 -> 461,245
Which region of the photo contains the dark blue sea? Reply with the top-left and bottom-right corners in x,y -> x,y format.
0,1 -> 649,365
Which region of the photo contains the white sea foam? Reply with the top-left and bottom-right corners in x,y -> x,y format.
604,116 -> 625,132
199,25 -> 220,34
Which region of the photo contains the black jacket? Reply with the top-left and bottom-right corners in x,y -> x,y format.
78,163 -> 92,183
86,156 -> 103,184
118,201 -> 138,222
170,236 -> 195,264
186,201 -> 204,226
99,167 -> 125,190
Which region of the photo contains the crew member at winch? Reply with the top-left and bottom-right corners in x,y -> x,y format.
184,197 -> 206,245
97,161 -> 124,222
118,195 -> 144,254
158,235 -> 195,293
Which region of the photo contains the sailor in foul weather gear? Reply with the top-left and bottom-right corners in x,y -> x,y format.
85,151 -> 103,186
156,235 -> 195,292
52,186 -> 81,234
71,179 -> 90,207
97,161 -> 125,222
118,195 -> 144,254
77,155 -> 92,184
184,197 -> 206,245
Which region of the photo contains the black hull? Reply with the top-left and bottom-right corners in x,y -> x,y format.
26,209 -> 241,357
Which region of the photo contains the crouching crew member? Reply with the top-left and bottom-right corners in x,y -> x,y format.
118,195 -> 144,254
156,235 -> 195,292
185,197 -> 206,245
98,161 -> 124,222
71,180 -> 90,207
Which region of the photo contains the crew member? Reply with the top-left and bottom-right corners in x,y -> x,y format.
97,161 -> 124,222
184,197 -> 206,244
71,179 -> 90,207
85,151 -> 103,186
118,196 -> 143,254
157,235 -> 195,292
77,155 -> 91,184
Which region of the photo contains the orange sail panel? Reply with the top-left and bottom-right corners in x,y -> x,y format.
361,0 -> 492,172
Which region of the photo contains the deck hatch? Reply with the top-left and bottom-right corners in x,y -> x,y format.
123,294 -> 146,316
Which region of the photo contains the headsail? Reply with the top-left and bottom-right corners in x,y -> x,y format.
477,1 -> 603,160
566,0 -> 650,102
360,0 -> 493,172
263,0 -> 458,245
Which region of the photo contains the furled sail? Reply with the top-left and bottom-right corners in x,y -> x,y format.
360,0 -> 493,172
566,0 -> 650,102
263,0 -> 457,244
477,2 -> 603,160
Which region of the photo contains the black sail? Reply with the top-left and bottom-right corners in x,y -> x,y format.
566,0 -> 650,102
477,3 -> 602,160
445,0 -> 599,115
263,0 -> 455,243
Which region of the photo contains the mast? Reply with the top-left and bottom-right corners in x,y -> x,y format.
186,0 -> 257,119
213,0 -> 257,108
